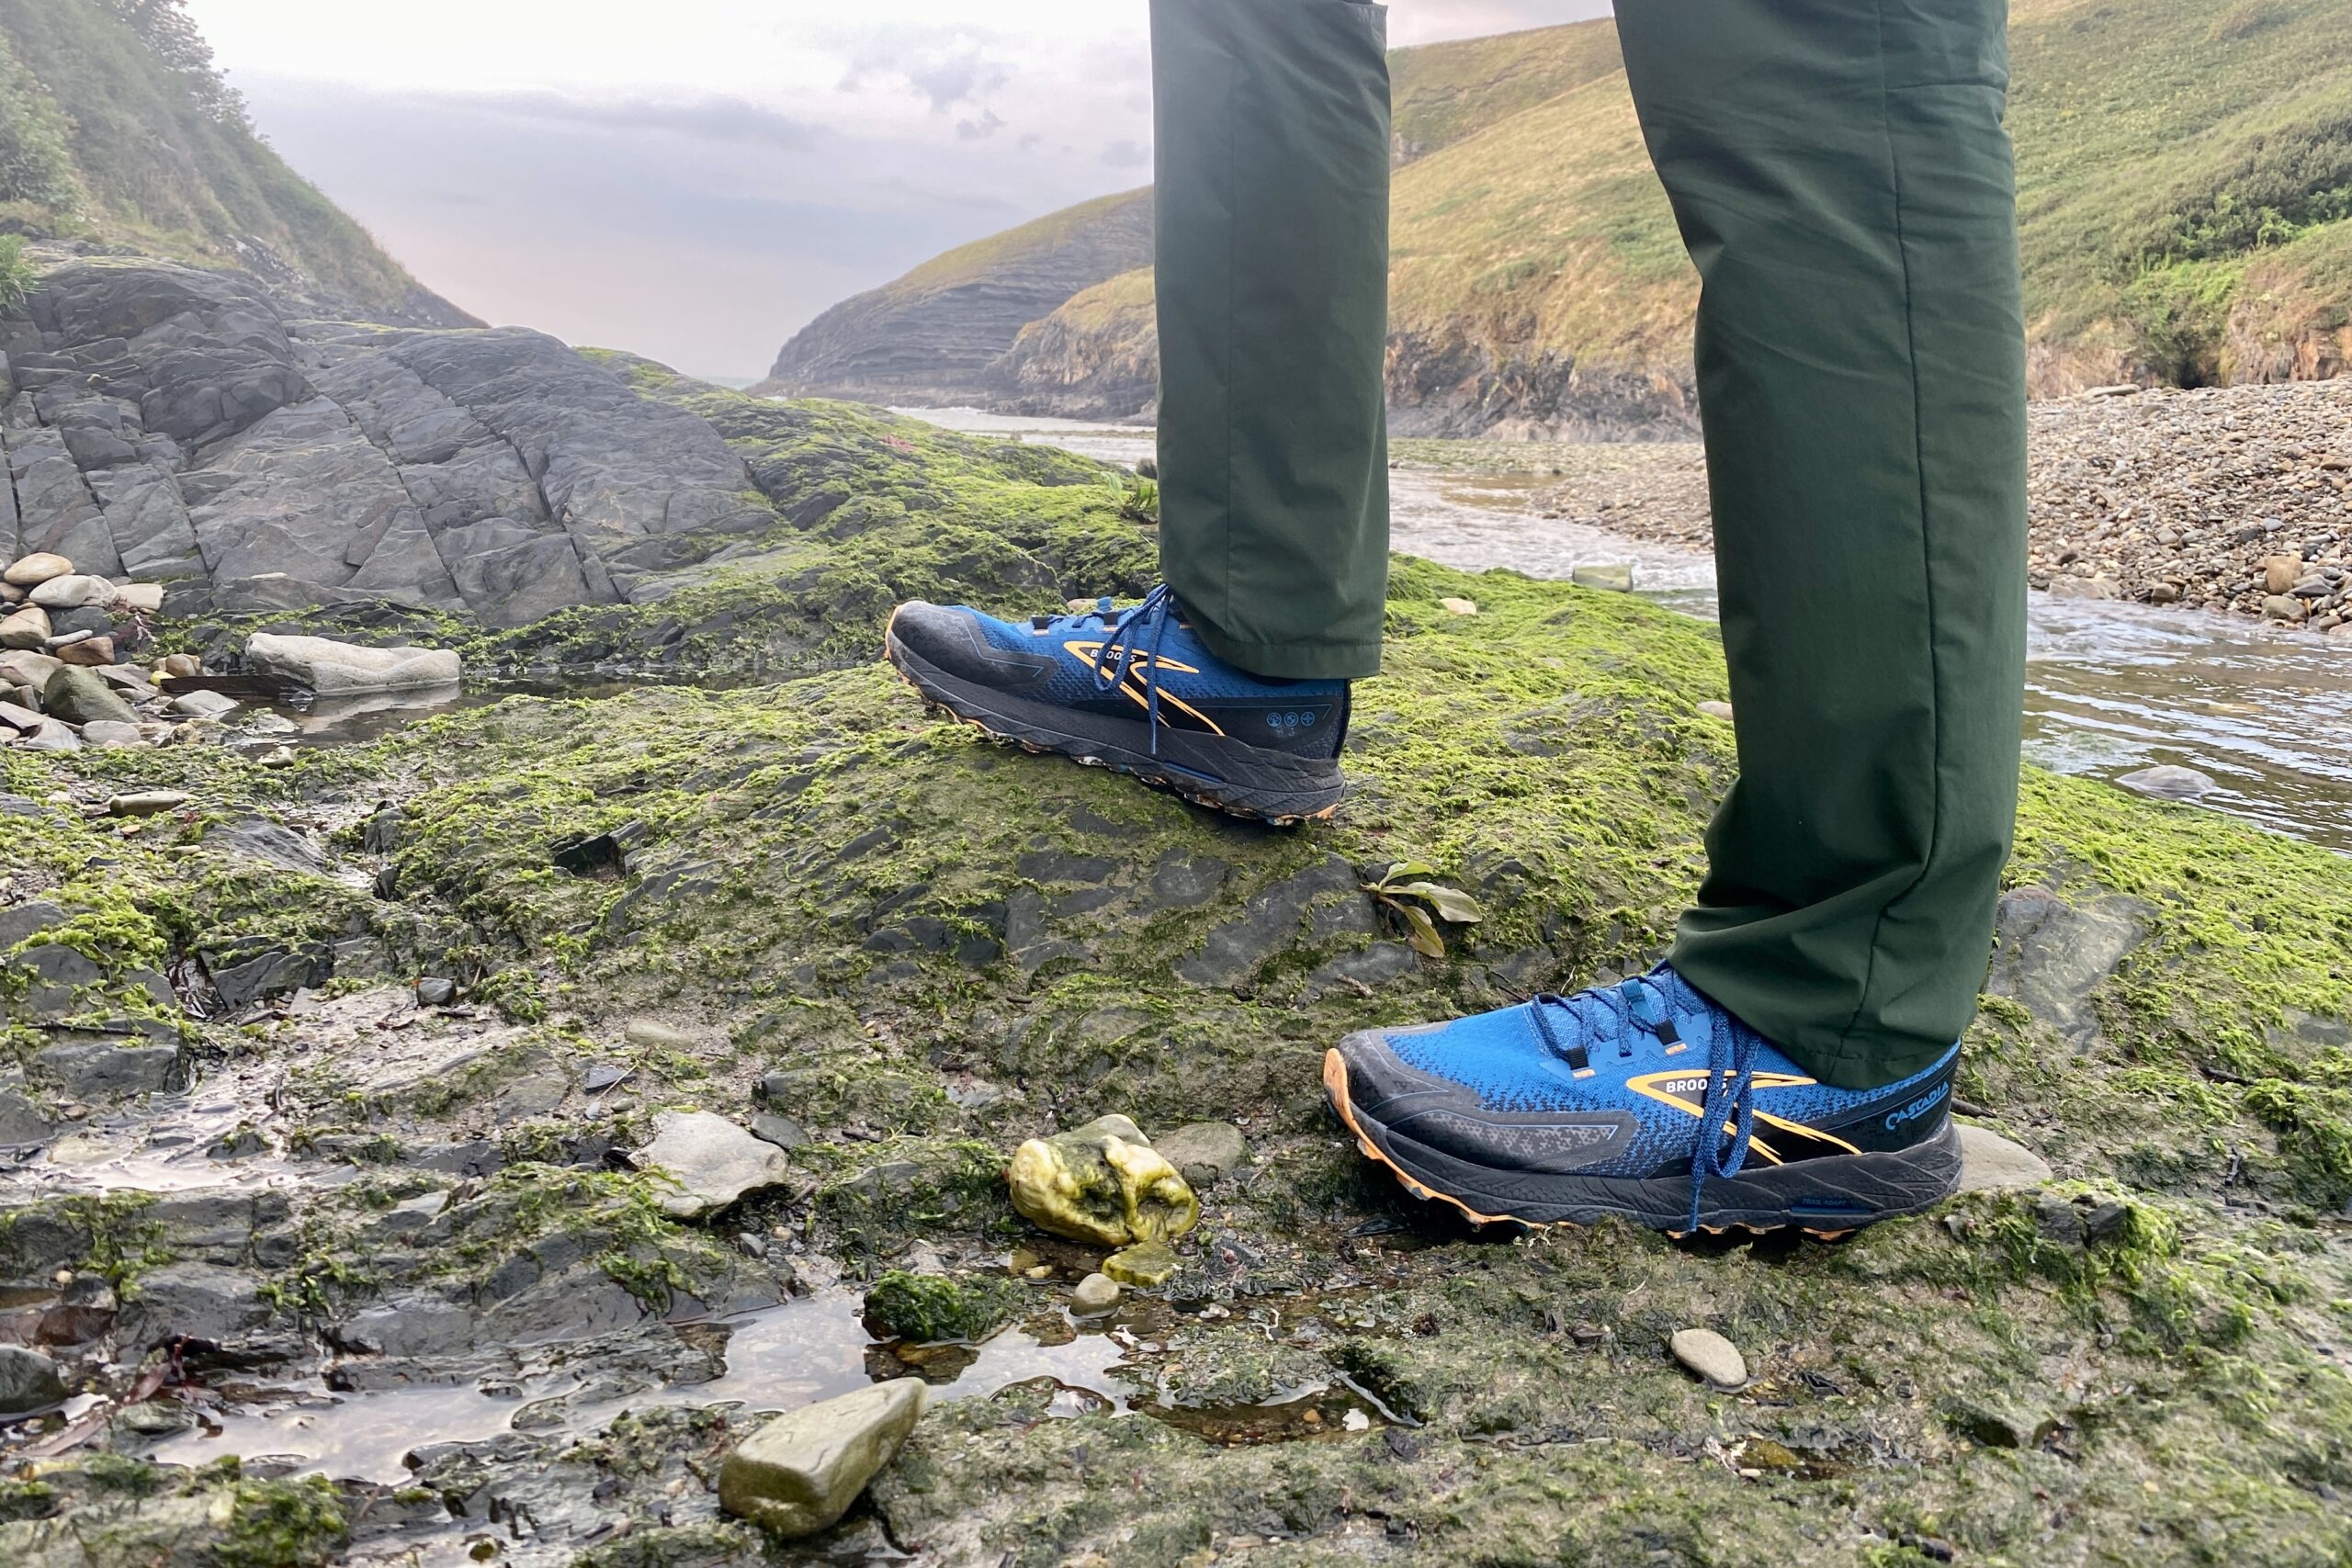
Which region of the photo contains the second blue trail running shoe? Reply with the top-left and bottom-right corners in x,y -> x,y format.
886,585 -> 1351,824
1324,965 -> 1963,1236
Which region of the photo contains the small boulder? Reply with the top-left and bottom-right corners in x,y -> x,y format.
1954,1125 -> 2052,1193
1697,700 -> 1735,722
1006,1114 -> 1199,1247
4,555 -> 74,588
160,653 -> 202,679
115,583 -> 164,615
718,1379 -> 927,1538
414,977 -> 457,1007
629,1110 -> 797,1219
750,1112 -> 808,1150
18,720 -> 79,753
28,574 -> 106,610
42,666 -> 137,726
1668,1327 -> 1747,1390
1440,596 -> 1478,615
0,650 -> 62,689
1153,1122 -> 1251,1188
80,721 -> 145,749
168,690 -> 239,720
0,604 -> 48,650
0,1345 -> 67,1416
1572,563 -> 1634,592
2116,763 -> 2216,803
861,1270 -> 1021,1345
55,636 -> 117,668
107,791 -> 189,818
243,632 -> 460,695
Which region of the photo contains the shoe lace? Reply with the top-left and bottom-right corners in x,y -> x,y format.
1087,583 -> 1178,756
1528,970 -> 1765,1235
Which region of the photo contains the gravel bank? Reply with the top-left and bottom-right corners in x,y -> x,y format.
1523,379 -> 2352,637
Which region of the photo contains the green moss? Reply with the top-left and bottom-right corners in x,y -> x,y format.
863,1269 -> 1024,1345
213,1474 -> 347,1568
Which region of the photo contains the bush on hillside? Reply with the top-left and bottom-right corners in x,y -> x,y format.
0,236 -> 35,314
0,43 -> 76,209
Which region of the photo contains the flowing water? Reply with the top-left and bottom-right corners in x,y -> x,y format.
912,408 -> 2352,852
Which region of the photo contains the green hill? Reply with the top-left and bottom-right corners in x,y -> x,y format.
820,0 -> 2352,433
0,0 -> 471,324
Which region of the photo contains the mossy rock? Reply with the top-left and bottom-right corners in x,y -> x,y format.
861,1270 -> 1023,1346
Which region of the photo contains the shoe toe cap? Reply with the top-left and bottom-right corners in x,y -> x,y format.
1332,1026 -> 1459,1119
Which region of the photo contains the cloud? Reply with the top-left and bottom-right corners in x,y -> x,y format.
422,88 -> 822,152
956,109 -> 1006,141
1100,138 -> 1148,170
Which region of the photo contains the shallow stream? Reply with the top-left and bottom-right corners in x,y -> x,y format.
914,408 -> 2352,852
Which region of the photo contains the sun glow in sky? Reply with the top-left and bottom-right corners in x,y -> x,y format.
183,1 -> 1611,377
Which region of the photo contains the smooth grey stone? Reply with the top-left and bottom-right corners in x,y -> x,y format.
718,1379 -> 928,1537
0,1345 -> 67,1416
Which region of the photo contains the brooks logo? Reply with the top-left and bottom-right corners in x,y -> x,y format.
1884,1083 -> 1949,1132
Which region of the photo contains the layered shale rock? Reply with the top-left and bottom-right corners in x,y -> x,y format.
0,258 -> 774,627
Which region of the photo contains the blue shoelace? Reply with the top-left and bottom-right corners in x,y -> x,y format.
1529,972 -> 1765,1234
1084,583 -> 1179,755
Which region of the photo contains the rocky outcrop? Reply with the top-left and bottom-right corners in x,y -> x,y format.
1,259 -> 773,626
762,188 -> 1153,406
987,266 -> 1160,422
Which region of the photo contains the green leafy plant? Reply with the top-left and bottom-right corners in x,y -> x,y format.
1116,476 -> 1159,525
1363,862 -> 1486,958
0,236 -> 35,315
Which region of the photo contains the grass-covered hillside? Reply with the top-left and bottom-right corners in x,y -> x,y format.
0,0 -> 471,325
824,0 -> 2352,433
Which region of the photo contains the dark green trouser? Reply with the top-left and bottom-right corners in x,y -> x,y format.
1152,0 -> 1392,681
1152,0 -> 2026,1089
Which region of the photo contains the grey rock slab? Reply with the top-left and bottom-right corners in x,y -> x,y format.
1986,888 -> 2154,1044
0,1345 -> 67,1415
202,816 -> 330,875
1153,1122 -> 1252,1187
41,664 -> 137,725
119,1261 -> 277,1352
33,1041 -> 181,1098
1668,1327 -> 1747,1390
718,1378 -> 927,1538
749,1112 -> 808,1150
629,1110 -> 798,1219
243,631 -> 460,694
1178,855 -> 1371,987
20,719 -> 80,752
1955,1125 -> 2054,1193
0,1089 -> 55,1147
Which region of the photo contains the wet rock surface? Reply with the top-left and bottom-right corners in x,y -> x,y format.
718,1378 -> 927,1538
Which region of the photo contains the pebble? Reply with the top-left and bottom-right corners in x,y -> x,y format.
625,1019 -> 696,1049
55,636 -> 116,667
168,690 -> 238,720
1070,1272 -> 1121,1314
160,653 -> 202,679
1571,563 -> 1634,592
1954,1124 -> 2053,1193
79,721 -> 144,749
749,1112 -> 808,1150
718,1379 -> 927,1538
1668,1327 -> 1747,1390
415,977 -> 457,1007
1440,596 -> 1478,615
2117,763 -> 2217,802
115,583 -> 164,614
1696,700 -> 1735,722
2,553 -> 73,588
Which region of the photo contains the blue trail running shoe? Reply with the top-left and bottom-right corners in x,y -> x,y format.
885,585 -> 1351,824
1323,966 -> 1963,1236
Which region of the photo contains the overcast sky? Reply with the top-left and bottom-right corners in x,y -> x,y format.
182,1 -> 1611,378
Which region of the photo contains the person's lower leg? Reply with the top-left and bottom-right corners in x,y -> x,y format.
1150,0 -> 1393,682
1619,0 -> 2029,1089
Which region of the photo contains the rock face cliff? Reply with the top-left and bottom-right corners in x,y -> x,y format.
761,188 -> 1153,407
1,257 -> 773,626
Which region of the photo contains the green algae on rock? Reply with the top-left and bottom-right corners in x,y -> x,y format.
1005,1114 -> 1201,1248
862,1269 -> 1023,1346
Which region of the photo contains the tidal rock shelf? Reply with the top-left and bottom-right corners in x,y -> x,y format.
1,531 -> 2346,1563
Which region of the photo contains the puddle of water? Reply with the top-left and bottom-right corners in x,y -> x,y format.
142,1293 -> 1136,1485
909,408 -> 2352,852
